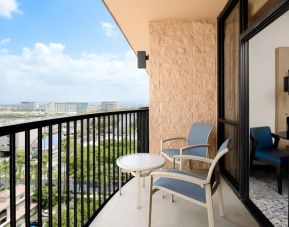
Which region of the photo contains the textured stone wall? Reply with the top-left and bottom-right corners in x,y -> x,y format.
148,20 -> 217,168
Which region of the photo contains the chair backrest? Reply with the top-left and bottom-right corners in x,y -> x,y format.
207,138 -> 230,182
250,126 -> 274,150
187,123 -> 214,157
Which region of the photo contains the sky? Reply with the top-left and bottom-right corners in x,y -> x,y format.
0,0 -> 148,105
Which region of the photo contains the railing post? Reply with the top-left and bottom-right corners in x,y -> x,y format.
57,124 -> 62,227
137,112 -> 141,153
25,130 -> 31,226
145,109 -> 149,153
48,125 -> 53,227
136,108 -> 149,154
9,133 -> 16,227
37,128 -> 43,226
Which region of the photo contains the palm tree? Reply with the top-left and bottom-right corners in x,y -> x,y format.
2,159 -> 9,185
42,152 -> 49,181
0,161 -> 3,182
16,152 -> 25,183
30,161 -> 38,187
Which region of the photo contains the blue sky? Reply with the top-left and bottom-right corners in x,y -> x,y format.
0,0 -> 148,105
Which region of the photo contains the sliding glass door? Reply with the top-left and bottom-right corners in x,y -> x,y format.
218,1 -> 241,190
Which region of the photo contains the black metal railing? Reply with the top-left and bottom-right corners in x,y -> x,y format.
0,108 -> 149,227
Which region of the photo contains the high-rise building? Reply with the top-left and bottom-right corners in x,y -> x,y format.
0,136 -> 9,156
101,101 -> 119,112
47,102 -> 88,113
20,102 -> 39,111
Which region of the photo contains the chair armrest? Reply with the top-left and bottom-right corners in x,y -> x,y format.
161,137 -> 186,143
181,144 -> 210,152
160,137 -> 186,153
150,171 -> 209,187
271,133 -> 280,148
173,155 -> 213,164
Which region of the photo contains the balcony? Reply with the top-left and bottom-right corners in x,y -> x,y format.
0,108 -> 149,226
91,177 -> 258,227
0,107 -> 260,227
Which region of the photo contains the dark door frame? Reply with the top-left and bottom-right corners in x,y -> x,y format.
217,0 -> 240,195
217,0 -> 289,226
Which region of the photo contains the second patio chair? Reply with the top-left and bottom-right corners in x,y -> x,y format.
149,139 -> 230,227
161,123 -> 214,169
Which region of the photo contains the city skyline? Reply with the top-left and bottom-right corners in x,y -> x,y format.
0,100 -> 146,106
0,0 -> 149,105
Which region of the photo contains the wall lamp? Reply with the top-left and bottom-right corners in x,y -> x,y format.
137,51 -> 149,69
283,69 -> 289,94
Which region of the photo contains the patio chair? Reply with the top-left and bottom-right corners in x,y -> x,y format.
250,126 -> 289,194
149,139 -> 230,227
161,123 -> 214,170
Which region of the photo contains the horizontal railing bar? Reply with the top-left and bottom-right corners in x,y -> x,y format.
0,108 -> 148,136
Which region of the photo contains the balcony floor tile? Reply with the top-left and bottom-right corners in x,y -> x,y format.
90,177 -> 258,227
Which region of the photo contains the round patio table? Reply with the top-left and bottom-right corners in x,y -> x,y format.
117,153 -> 165,209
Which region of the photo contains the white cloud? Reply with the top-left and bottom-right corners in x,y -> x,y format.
0,48 -> 9,54
0,38 -> 11,45
101,22 -> 117,37
0,42 -> 148,105
0,0 -> 19,19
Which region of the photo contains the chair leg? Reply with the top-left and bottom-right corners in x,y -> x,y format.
205,184 -> 214,227
171,194 -> 175,203
142,177 -> 145,188
189,160 -> 192,170
217,180 -> 224,217
160,167 -> 165,198
119,167 -> 122,195
276,165 -> 282,194
148,176 -> 153,227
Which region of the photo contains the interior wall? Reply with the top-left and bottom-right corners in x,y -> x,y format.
148,20 -> 217,168
275,47 -> 289,135
249,11 -> 289,132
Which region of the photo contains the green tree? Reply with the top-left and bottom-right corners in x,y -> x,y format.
16,152 -> 25,183
32,186 -> 58,210
2,159 -> 9,184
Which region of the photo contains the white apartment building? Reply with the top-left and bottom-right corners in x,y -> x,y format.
20,102 -> 39,111
47,102 -> 88,113
0,184 -> 37,226
87,105 -> 100,113
101,101 -> 119,112
0,130 -> 38,156
0,136 -> 9,154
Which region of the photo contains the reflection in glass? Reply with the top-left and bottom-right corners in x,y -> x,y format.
248,0 -> 286,26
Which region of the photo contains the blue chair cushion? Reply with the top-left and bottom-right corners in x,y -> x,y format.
162,147 -> 207,157
250,127 -> 274,150
188,123 -> 213,157
162,149 -> 180,156
255,149 -> 289,165
154,169 -> 206,203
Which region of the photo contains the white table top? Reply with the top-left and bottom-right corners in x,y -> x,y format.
116,153 -> 165,172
